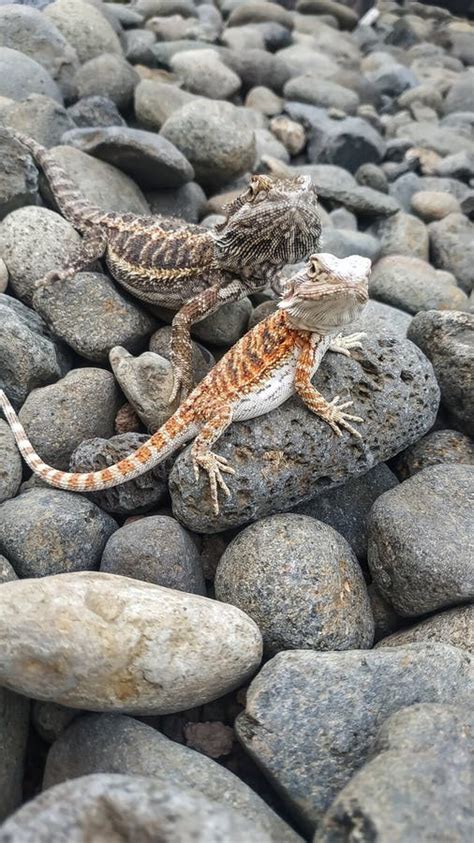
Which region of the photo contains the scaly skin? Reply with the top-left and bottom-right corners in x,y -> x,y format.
1,253 -> 370,515
3,129 -> 322,401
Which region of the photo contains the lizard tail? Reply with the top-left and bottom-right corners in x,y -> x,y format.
3,128 -> 105,229
0,390 -> 196,493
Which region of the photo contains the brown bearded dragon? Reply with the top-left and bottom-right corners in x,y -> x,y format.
4,129 -> 322,401
0,253 -> 370,515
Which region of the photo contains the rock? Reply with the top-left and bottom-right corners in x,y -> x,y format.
32,702 -> 79,744
296,0 -> 358,30
136,0 -> 198,18
374,212 -> 429,261
67,96 -> 126,129
0,773 -> 275,842
368,583 -> 403,644
315,703 -> 472,843
190,297 -> 252,347
0,258 -> 7,293
222,48 -> 291,95
169,334 -> 439,533
161,99 -> 256,190
0,131 -> 38,219
109,346 -> 177,431
377,605 -> 474,654
0,688 -> 29,822
146,181 -> 206,223
150,325 -> 214,385
245,86 -> 283,117
355,162 -> 389,194
0,571 -> 262,713
434,150 -> 474,181
270,115 -> 305,156
397,122 -> 474,157
101,515 -> 205,595
134,79 -> 197,132
321,228 -> 381,262
74,54 -> 139,112
0,47 -> 62,104
1,94 -> 74,148
236,644 -> 472,833
408,310 -> 474,434
0,554 -> 17,584
221,23 -> 266,52
350,299 -> 413,337
0,488 -> 117,578
367,63 -> 418,99
429,213 -> 474,294
69,432 -> 169,516
284,76 -> 359,114
398,84 -> 443,113
228,1 -> 293,29
123,27 -> 157,65
278,45 -> 339,80
369,255 -> 468,314
62,126 -> 194,189
392,429 -> 474,480
45,0 -> 122,64
444,74 -> 474,116
307,115 -> 386,173
215,514 -> 373,657
18,368 -> 121,470
411,190 -> 461,222
294,464 -> 399,561
329,208 -> 357,230
0,420 -> 22,504
171,49 -> 241,100
368,465 -> 474,617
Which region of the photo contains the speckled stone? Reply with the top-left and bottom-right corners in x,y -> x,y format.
0,420 -> 22,504
391,429 -> 474,479
0,688 -> 29,822
376,605 -> 474,654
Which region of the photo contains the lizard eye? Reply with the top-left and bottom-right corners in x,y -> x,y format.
308,257 -> 321,278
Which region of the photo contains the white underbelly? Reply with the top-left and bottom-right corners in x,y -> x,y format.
233,353 -> 299,421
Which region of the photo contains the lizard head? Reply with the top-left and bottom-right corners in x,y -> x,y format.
279,253 -> 370,333
212,174 -> 321,276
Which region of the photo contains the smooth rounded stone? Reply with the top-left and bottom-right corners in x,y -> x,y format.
171,49 -> 241,100
221,47 -> 291,95
0,5 -> 79,99
367,63 -> 418,99
33,272 -> 156,362
369,255 -> 468,315
18,368 -> 121,470
146,181 -> 206,224
435,150 -> 474,181
33,701 -> 79,743
411,190 -> 461,222
0,47 -> 62,104
44,145 -> 149,215
255,128 -> 290,166
0,554 -> 18,584
294,464 -> 399,561
134,79 -> 197,132
1,94 -> 74,148
227,1 -> 293,29
397,121 -> 474,158
123,27 -> 157,64
408,311 -> 474,435
73,54 -> 139,112
278,45 -> 339,80
0,419 -> 21,505
0,687 -> 29,822
236,644 -> 472,834
329,208 -> 357,230
368,583 -> 403,644
355,162 -> 389,194
291,168 -> 399,217
392,429 -> 474,480
377,605 -> 474,654
373,211 -> 429,261
215,514 -> 373,657
0,488 -> 117,578
169,334 -> 439,533
42,715 -> 302,843
321,228 -> 381,262
136,0 -> 198,18
245,86 -> 283,117
109,346 -> 177,431
0,571 -> 262,713
270,115 -> 305,156
221,23 -> 265,52
100,515 -> 205,595
190,297 -> 253,347
283,76 -> 359,115
296,0 -> 358,30
68,96 -> 126,129
307,115 -> 386,174
106,2 -> 144,28
45,0 -> 122,64
443,74 -> 474,115
428,213 -> 474,294
398,83 -> 443,113
0,258 -> 7,293
70,432 -> 169,515
368,465 -> 474,617
315,703 -> 472,843
0,773 -> 275,843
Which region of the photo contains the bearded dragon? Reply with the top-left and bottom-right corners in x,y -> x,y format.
4,129 -> 322,401
0,253 -> 370,515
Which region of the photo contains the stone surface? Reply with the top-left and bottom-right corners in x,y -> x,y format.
392,429 -> 474,479
109,346 -> 177,431
377,605 -> 474,654
171,49 -> 241,100
43,714 -> 302,843
411,190 -> 461,222
45,0 -> 122,64
368,465 -> 474,617
369,255 -> 468,314
307,115 -> 385,174
74,54 -> 139,112
0,688 -> 29,822
0,47 -> 62,104
398,122 -> 474,157
236,644 -> 472,834
0,571 -> 262,714
0,131 -> 39,219
0,555 -> 17,584
0,488 -> 117,578
134,79 -> 197,132
215,514 -> 373,657
1,94 -> 74,148
169,334 -> 440,532
0,419 -> 22,504
368,583 -> 403,644
374,212 -> 429,261
146,181 -> 206,224
67,96 -> 126,129
321,228 -> 380,262
32,701 -> 79,744
429,213 -> 474,294
284,76 -> 359,114
101,515 -> 205,595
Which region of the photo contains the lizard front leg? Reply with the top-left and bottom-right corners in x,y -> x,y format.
35,227 -> 107,289
192,403 -> 235,515
329,332 -> 367,358
295,336 -> 364,439
169,278 -> 246,403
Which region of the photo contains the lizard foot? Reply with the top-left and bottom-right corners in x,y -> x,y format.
34,268 -> 75,290
323,395 -> 364,439
330,332 -> 367,358
168,366 -> 193,405
192,451 -> 235,515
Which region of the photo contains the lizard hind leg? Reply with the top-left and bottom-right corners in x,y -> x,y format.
191,403 -> 235,515
34,227 -> 107,289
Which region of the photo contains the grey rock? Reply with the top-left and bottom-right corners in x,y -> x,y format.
62,126 -> 194,189
398,83 -> 443,113
109,346 -> 177,431
369,255 -> 468,314
408,310 -> 474,434
355,162 -> 389,194
295,0 -> 358,30
0,688 -> 29,822
327,185 -> 399,218
294,464 -> 399,561
18,367 -> 121,470
222,48 -> 291,95
106,3 -> 144,28
69,433 -> 169,516
368,465 -> 474,616
0,773 -> 274,843
411,190 -> 461,222
392,429 -> 474,480
246,85 -> 283,117
321,228 -> 380,261
34,272 -> 156,362
315,703 -> 473,843
171,49 -> 241,100
278,45 -> 339,80
228,1 -> 293,29
1,94 -> 74,148
136,0 -> 198,19
435,150 -> 474,181
169,334 -> 439,533
397,121 -> 474,157
190,296 -> 252,347
236,644 -> 472,834
123,28 -> 157,65
255,128 -> 290,166
444,74 -> 474,116
367,63 -> 418,98
368,583 -> 403,644
0,419 -> 22,504
45,0 -> 122,64
0,554 -> 17,584
150,40 -> 212,70
0,46 -> 62,103
215,514 -> 373,657
73,54 -> 139,112
0,258 -> 6,293
429,213 -> 474,294
270,115 -> 305,156
377,605 -> 474,654
0,488 -> 117,578
283,76 -> 359,114
374,212 -> 429,261
291,161 -> 357,193
308,115 -> 386,174
32,701 -> 79,743
161,99 -> 256,190
134,79 -> 197,132
146,181 -> 206,223
328,208 -> 357,231
101,515 -> 205,595
68,96 -> 126,129
221,23 -> 265,52
389,171 -> 422,213
0,123 -> 39,218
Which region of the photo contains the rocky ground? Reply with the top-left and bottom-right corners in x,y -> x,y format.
0,0 -> 473,840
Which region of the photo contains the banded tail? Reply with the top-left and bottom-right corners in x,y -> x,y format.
3,128 -> 106,230
0,390 -> 196,492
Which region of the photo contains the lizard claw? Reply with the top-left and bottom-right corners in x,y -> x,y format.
330,332 -> 367,357
192,451 -> 235,515
324,396 -> 364,440
35,269 -> 74,290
